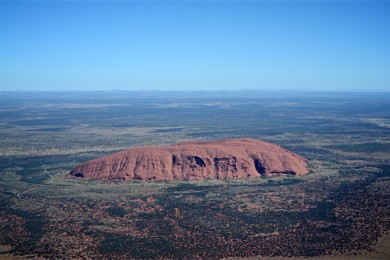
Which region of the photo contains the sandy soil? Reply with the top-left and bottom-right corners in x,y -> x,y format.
226,232 -> 390,260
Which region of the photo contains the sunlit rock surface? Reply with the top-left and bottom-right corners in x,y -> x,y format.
69,138 -> 308,181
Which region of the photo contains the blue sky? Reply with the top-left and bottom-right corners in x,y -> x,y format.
1,1 -> 389,91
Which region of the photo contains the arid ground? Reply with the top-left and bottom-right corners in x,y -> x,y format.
0,91 -> 389,258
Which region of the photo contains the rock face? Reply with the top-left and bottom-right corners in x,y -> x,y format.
69,138 -> 308,181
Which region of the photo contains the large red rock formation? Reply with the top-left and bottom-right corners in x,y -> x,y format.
69,138 -> 308,181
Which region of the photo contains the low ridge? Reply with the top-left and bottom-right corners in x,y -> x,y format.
69,138 -> 308,181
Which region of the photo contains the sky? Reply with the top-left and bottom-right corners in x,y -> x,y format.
0,0 -> 389,91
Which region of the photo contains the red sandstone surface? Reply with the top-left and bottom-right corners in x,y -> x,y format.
69,138 -> 308,181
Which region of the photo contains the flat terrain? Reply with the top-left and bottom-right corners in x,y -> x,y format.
0,91 -> 389,258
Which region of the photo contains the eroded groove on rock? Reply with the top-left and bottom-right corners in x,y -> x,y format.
254,159 -> 266,175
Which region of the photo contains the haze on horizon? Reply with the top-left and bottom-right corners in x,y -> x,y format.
1,1 -> 389,92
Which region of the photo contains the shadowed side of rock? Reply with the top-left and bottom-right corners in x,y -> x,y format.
69,138 -> 308,181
